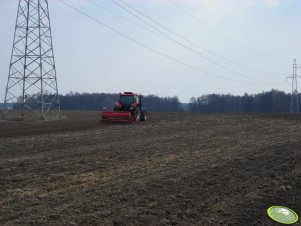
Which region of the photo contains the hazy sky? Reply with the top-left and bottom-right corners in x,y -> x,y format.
0,0 -> 301,102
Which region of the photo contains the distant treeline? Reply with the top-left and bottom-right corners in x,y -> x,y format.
60,92 -> 181,112
58,89 -> 297,112
189,89 -> 294,112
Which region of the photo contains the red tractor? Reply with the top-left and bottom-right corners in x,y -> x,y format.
101,92 -> 147,122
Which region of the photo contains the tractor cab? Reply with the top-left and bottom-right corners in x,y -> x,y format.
114,92 -> 141,112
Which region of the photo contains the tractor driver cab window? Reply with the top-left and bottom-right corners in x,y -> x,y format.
120,95 -> 134,105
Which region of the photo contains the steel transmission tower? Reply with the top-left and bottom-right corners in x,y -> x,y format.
287,59 -> 301,113
4,0 -> 60,119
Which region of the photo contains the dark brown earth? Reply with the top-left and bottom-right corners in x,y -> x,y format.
0,111 -> 300,226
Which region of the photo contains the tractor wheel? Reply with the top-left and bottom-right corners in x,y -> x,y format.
141,112 -> 147,121
135,107 -> 141,121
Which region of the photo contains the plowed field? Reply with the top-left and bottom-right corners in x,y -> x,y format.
0,112 -> 300,225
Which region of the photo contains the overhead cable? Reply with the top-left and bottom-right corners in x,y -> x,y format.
167,0 -> 289,62
58,0 -> 285,87
109,0 -> 285,84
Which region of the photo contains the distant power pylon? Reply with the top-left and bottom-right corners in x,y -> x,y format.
287,59 -> 301,113
4,0 -> 60,120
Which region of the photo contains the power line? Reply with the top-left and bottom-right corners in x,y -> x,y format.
110,0 -> 286,83
58,0 -> 267,86
106,0 -> 285,85
86,1 -> 169,40
113,0 -> 286,76
90,1 -> 287,77
168,0 -> 290,62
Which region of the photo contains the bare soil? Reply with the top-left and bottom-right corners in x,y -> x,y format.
0,111 -> 300,225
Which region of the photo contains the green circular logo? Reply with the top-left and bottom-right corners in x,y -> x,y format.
267,206 -> 299,224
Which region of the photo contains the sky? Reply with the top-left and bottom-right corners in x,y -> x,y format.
0,0 -> 301,103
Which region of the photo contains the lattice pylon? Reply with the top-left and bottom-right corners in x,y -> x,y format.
4,0 -> 60,120
288,59 -> 300,113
